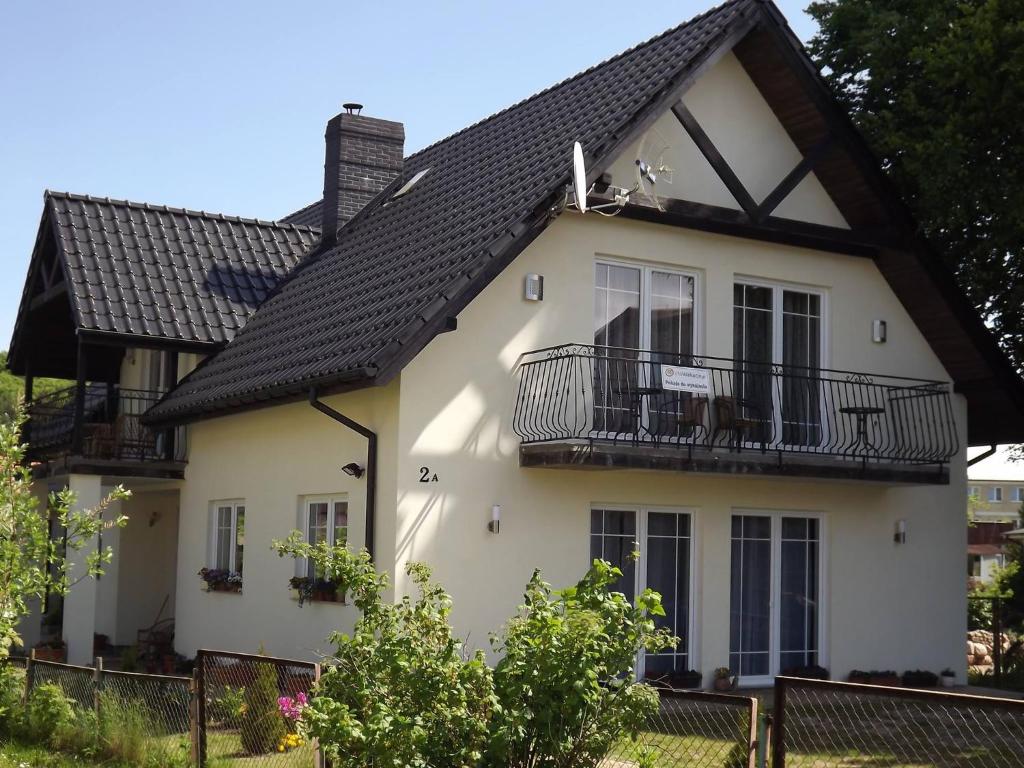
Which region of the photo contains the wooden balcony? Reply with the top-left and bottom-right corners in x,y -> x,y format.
513,345 -> 959,485
26,384 -> 186,479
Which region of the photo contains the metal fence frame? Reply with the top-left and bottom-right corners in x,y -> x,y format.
607,687 -> 760,768
195,648 -> 321,768
773,674 -> 1024,768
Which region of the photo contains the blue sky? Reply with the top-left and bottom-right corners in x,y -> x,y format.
0,1 -> 816,349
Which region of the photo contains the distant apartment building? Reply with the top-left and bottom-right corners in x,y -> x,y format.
967,447 -> 1024,581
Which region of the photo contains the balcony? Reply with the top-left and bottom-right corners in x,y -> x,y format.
513,345 -> 959,484
26,385 -> 186,479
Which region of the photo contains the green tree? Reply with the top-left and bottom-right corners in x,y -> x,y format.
807,0 -> 1024,365
0,405 -> 128,655
0,351 -> 68,423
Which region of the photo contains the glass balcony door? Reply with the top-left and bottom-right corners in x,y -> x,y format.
593,262 -> 696,439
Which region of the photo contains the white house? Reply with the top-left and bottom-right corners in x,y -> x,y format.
10,0 -> 1024,687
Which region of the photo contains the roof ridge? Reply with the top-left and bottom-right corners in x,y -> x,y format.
403,0 -> 752,163
44,189 -> 321,233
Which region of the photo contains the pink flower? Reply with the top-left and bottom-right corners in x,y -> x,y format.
278,693 -> 308,721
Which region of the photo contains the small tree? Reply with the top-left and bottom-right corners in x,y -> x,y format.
240,653 -> 287,754
0,404 -> 128,656
486,561 -> 674,768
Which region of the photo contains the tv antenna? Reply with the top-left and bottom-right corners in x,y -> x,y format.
635,127 -> 674,212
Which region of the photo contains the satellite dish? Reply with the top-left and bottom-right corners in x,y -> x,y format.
572,141 -> 588,213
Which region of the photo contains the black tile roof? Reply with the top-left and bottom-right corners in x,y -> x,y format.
43,191 -> 319,345
146,0 -> 758,423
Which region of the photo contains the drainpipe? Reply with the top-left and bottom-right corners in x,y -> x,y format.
308,388 -> 376,559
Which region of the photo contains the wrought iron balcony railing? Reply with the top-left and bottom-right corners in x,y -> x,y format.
513,344 -> 959,466
26,384 -> 186,464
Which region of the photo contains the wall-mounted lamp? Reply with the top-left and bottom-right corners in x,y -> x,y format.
524,274 -> 544,302
341,462 -> 365,479
894,519 -> 907,545
488,504 -> 501,534
872,319 -> 887,344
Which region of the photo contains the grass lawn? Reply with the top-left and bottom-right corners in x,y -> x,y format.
202,729 -> 314,768
0,739 -> 129,767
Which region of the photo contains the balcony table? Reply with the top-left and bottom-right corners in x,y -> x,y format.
839,405 -> 885,456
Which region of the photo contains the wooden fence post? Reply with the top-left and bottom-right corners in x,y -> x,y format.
772,677 -> 787,768
24,649 -> 36,703
93,656 -> 103,718
994,597 -> 1004,689
196,651 -> 207,768
313,662 -> 327,768
189,671 -> 200,767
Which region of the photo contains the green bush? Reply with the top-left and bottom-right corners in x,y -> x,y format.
26,683 -> 76,744
240,659 -> 287,755
209,685 -> 246,727
0,664 -> 26,735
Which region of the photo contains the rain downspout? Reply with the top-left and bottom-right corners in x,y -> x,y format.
308,388 -> 376,559
967,445 -> 998,467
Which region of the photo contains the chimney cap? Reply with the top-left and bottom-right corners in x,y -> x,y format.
342,102 -> 363,115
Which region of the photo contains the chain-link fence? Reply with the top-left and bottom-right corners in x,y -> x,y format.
196,649 -> 319,767
774,675 -> 1024,767
604,688 -> 759,768
25,656 -> 196,767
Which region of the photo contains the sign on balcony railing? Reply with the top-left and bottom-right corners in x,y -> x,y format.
513,344 -> 959,466
26,384 -> 186,464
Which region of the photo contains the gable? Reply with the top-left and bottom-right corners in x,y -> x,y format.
605,52 -> 847,229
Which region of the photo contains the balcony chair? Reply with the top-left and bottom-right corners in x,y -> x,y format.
712,395 -> 768,452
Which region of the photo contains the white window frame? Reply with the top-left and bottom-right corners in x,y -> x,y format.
297,495 -> 349,578
968,486 -> 979,498
209,499 -> 245,574
594,257 -> 704,355
1013,487 -> 1023,503
589,503 -> 699,679
729,508 -> 828,688
990,486 -> 1003,502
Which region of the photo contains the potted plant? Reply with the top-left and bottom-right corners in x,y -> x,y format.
712,667 -> 736,692
782,665 -> 829,680
902,670 -> 939,688
198,568 -> 243,593
289,576 -> 315,605
847,670 -> 871,684
868,670 -> 901,687
940,668 -> 956,688
671,669 -> 703,689
314,579 -> 339,602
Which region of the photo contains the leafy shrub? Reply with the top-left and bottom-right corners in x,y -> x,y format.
273,533 -> 673,768
487,560 -> 673,768
26,683 -> 76,744
240,659 -> 287,755
209,684 -> 246,727
0,664 -> 26,735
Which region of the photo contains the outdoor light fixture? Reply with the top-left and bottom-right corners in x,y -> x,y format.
872,319 -> 887,344
341,462 -> 365,479
488,504 -> 501,534
894,519 -> 907,545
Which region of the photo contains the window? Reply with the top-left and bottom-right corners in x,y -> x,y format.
210,500 -> 245,575
734,281 -> 825,447
301,496 -> 348,578
730,512 -> 823,683
1014,488 -> 1024,503
591,506 -> 694,676
593,261 -> 698,436
968,486 -> 979,499
989,487 -> 1003,502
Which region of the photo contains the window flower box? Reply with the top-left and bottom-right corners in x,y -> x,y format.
289,576 -> 344,606
198,568 -> 243,594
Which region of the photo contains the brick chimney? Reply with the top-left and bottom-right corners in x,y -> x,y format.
321,103 -> 405,246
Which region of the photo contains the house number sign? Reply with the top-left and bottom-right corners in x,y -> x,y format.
661,365 -> 711,394
419,467 -> 439,483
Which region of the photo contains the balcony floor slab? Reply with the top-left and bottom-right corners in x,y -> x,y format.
519,441 -> 949,485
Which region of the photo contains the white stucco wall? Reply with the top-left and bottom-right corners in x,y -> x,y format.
392,212 -> 968,682
172,383 -> 399,660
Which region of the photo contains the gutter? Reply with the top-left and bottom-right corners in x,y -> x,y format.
968,445 -> 998,467
307,387 -> 376,559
